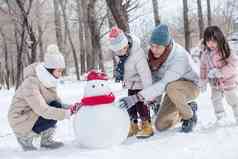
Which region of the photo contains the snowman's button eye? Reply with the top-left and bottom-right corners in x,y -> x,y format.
101,83 -> 104,87
92,85 -> 96,88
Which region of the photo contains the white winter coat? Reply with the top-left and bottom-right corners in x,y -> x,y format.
123,35 -> 152,90
140,41 -> 199,101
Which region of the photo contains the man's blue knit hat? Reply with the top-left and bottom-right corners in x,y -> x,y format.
150,24 -> 171,46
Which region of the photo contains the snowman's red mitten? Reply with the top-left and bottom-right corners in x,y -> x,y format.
69,102 -> 82,115
118,94 -> 144,110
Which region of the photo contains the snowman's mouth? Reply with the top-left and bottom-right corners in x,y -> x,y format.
81,93 -> 115,106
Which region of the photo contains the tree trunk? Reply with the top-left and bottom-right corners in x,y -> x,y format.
81,0 -> 94,71
183,0 -> 191,51
35,0 -> 44,62
197,0 -> 204,39
37,21 -> 44,62
207,0 -> 212,26
88,0 -> 104,72
10,54 -> 15,86
0,27 -> 10,89
53,0 -> 64,53
59,0 -> 80,80
106,0 -> 130,32
0,63 -> 4,89
76,0 -> 86,74
68,30 -> 80,80
26,21 -> 37,64
15,0 -> 37,64
152,0 -> 160,26
16,22 -> 26,89
0,63 -> 2,89
53,0 -> 69,75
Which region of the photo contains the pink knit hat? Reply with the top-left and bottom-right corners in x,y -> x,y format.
108,27 -> 128,52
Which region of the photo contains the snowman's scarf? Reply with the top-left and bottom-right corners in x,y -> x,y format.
81,93 -> 115,106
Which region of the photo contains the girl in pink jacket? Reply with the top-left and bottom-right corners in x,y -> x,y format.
200,26 -> 238,123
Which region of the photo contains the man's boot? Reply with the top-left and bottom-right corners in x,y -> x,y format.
181,101 -> 198,133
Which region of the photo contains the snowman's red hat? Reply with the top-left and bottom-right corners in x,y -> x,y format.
87,70 -> 108,81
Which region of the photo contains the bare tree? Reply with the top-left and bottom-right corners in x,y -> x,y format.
53,0 -> 72,75
80,0 -> 94,71
53,0 -> 64,53
76,0 -> 86,74
10,53 -> 15,86
106,0 -> 130,32
0,62 -> 4,89
37,22 -> 44,61
183,0 -> 191,51
221,0 -> 237,34
59,0 -> 80,80
0,27 -> 10,89
88,0 -> 105,72
197,0 -> 204,39
152,0 -> 160,26
15,21 -> 26,89
207,0 -> 212,26
15,0 -> 38,64
11,0 -> 37,88
35,0 -> 44,62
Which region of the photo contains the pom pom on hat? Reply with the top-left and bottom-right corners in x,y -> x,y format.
47,44 -> 61,54
44,44 -> 65,69
108,27 -> 128,52
108,27 -> 123,38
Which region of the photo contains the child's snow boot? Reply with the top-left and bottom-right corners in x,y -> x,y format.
40,128 -> 64,149
136,120 -> 154,139
128,122 -> 139,137
17,132 -> 38,151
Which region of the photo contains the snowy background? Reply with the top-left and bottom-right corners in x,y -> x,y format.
0,0 -> 238,158
1,76 -> 238,159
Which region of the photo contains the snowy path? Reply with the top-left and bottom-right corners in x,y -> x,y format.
0,81 -> 238,159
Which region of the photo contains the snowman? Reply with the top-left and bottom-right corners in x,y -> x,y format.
73,70 -> 130,149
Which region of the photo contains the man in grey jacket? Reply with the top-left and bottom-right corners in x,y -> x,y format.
118,24 -> 200,133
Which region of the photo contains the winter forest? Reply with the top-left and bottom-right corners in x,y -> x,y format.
0,0 -> 237,89
1,0 -> 238,159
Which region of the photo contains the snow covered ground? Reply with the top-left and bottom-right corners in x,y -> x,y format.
1,80 -> 238,159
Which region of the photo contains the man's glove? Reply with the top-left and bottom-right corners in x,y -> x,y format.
208,68 -> 223,79
117,95 -> 140,110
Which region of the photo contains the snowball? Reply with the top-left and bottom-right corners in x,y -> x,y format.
73,104 -> 130,149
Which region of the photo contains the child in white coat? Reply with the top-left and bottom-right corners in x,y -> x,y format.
108,27 -> 153,138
